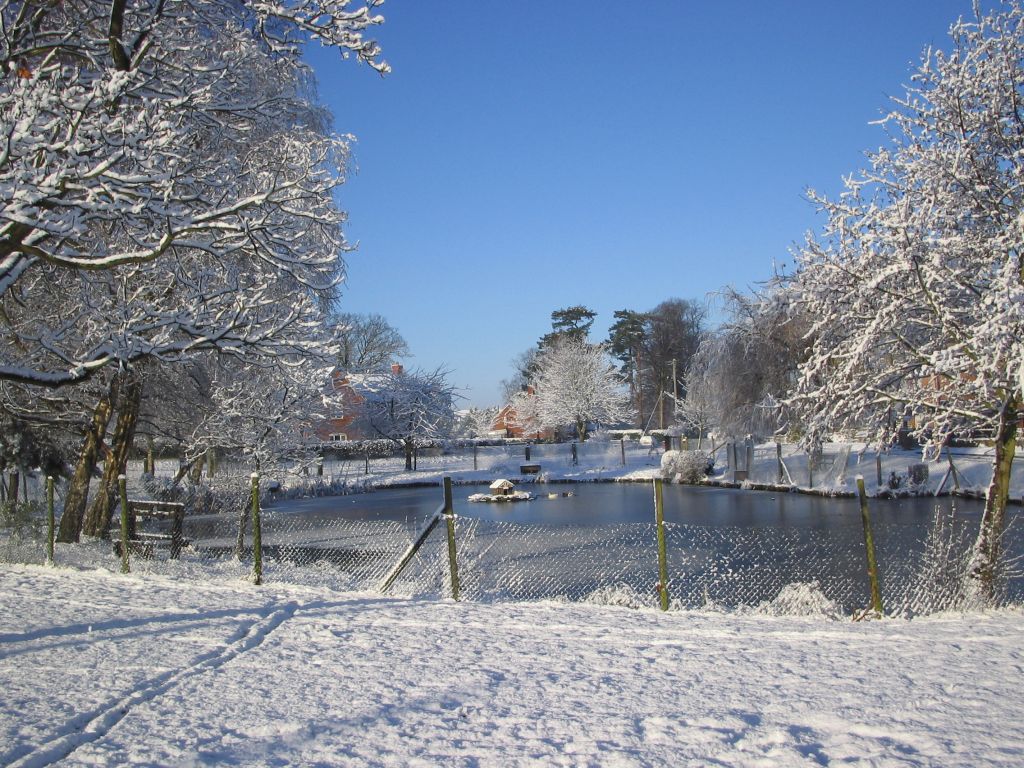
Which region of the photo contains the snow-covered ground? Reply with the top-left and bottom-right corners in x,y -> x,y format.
15,441 -> 1017,506
266,441 -> 1022,500
2,563 -> 1022,767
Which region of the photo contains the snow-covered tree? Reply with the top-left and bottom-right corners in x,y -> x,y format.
356,366 -> 458,470
506,387 -> 542,438
1,0 -> 387,386
455,407 -> 499,439
532,337 -> 631,441
688,286 -> 809,441
676,338 -> 717,447
187,356 -> 337,473
787,2 -> 1024,601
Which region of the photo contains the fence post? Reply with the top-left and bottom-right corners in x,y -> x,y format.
571,442 -> 578,466
745,440 -> 753,473
118,475 -> 130,574
876,452 -> 883,488
473,444 -> 478,471
443,477 -> 460,601
620,439 -> 626,466
251,473 -> 262,586
776,443 -> 783,483
365,452 -> 370,475
46,476 -> 55,566
856,476 -> 883,615
654,478 -> 670,611
525,444 -> 531,462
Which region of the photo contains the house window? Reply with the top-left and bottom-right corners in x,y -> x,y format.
330,433 -> 347,442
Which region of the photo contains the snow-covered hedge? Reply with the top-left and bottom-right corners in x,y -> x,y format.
661,450 -> 713,483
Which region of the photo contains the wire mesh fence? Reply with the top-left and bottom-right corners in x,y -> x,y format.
4,477 -> 1019,618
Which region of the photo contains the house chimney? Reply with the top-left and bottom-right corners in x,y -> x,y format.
391,363 -> 404,375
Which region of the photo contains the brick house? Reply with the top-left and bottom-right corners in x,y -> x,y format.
314,364 -> 405,442
491,386 -> 555,440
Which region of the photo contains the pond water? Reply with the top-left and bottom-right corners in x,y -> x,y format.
268,481 -> 990,529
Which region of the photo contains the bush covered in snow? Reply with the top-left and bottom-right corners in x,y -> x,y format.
661,450 -> 713,483
754,582 -> 843,620
584,583 -> 652,609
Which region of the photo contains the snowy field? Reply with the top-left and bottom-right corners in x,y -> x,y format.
1,564 -> 1023,767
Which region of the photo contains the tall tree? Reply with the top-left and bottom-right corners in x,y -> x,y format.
331,312 -> 408,373
688,286 -> 809,441
642,298 -> 705,429
539,305 -> 597,349
1,0 -> 388,387
787,2 -> 1024,602
607,309 -> 647,428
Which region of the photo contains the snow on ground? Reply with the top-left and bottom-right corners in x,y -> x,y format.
2,564 -> 1023,767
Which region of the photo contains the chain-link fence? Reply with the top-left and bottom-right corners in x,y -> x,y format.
4,475 -> 1019,618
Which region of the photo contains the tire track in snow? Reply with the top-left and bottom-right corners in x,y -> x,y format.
6,601 -> 300,768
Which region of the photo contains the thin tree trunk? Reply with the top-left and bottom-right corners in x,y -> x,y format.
58,378 -> 118,543
5,470 -> 19,504
967,395 -> 1019,604
82,373 -> 144,538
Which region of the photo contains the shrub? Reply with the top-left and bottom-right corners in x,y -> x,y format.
661,450 -> 713,483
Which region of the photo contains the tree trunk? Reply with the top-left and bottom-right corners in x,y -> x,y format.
967,394 -> 1019,604
5,470 -> 18,505
58,378 -> 118,543
82,373 -> 144,538
188,453 -> 206,485
404,440 -> 413,471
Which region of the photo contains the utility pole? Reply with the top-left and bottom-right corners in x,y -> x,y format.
636,344 -> 645,430
671,359 -> 678,424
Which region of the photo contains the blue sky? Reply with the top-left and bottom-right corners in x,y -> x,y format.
306,1 -> 983,408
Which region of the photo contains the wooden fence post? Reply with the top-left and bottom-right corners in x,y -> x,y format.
856,476 -> 883,615
876,452 -> 883,488
380,510 -> 444,593
46,476 -> 55,566
473,444 -> 478,471
776,443 -> 783,483
443,477 -> 460,601
118,475 -> 130,574
654,478 -> 670,611
620,439 -> 626,466
251,473 -> 262,586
